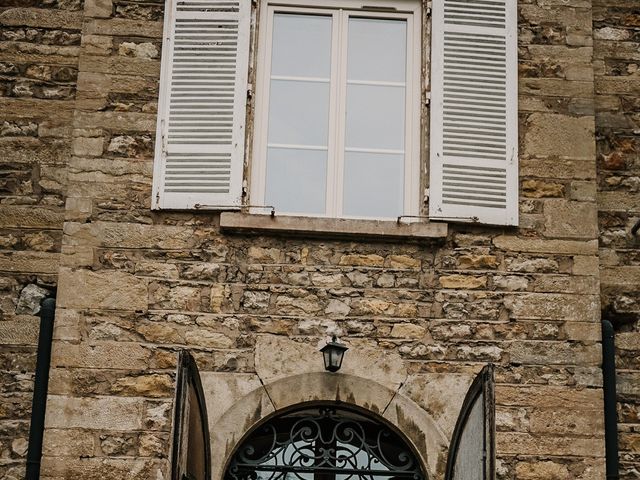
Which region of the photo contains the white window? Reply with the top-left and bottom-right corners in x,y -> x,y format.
152,0 -> 519,227
250,0 -> 421,220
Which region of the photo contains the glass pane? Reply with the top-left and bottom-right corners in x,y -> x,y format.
347,17 -> 407,83
268,79 -> 330,147
345,84 -> 405,150
343,151 -> 404,218
265,148 -> 327,214
271,13 -> 332,78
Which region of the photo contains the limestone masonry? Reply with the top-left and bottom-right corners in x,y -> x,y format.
0,0 -> 639,479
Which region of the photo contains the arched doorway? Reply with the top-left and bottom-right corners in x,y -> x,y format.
224,404 -> 427,480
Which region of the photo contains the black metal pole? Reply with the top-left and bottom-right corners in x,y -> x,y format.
602,319 -> 619,480
25,297 -> 56,480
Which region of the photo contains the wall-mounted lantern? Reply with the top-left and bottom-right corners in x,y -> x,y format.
320,335 -> 348,372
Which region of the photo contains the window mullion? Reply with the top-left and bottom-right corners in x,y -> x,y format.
250,5 -> 276,210
333,9 -> 349,218
404,13 -> 419,217
325,10 -> 342,218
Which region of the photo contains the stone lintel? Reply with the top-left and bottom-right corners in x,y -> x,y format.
219,212 -> 448,241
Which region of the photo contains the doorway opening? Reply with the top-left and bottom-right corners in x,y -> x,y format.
224,404 -> 427,480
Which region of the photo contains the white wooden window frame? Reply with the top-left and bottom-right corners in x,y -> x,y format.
250,0 -> 422,220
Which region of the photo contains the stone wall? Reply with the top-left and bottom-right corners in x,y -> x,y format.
593,1 -> 640,478
0,0 -> 622,479
0,0 -> 81,477
38,0 -> 608,479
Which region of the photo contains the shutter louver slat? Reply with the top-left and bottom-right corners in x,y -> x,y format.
430,0 -> 518,226
153,0 -> 250,209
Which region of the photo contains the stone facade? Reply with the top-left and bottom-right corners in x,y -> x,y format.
0,0 -> 637,479
594,0 -> 640,477
0,0 -> 80,477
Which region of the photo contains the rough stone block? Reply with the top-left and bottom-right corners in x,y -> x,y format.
339,254 -> 384,267
529,407 -> 603,435
505,293 -> 599,321
51,341 -> 150,369
111,374 -> 173,398
496,432 -> 603,457
72,136 -> 103,157
40,457 -> 165,479
0,206 -> 65,229
0,251 -> 60,274
0,318 -> 39,346
0,8 -> 83,29
42,429 -> 95,457
522,179 -> 565,198
524,113 -> 595,160
439,275 -> 488,289
493,236 -> 598,255
509,341 -> 601,366
255,335 -> 406,391
389,324 -> 426,339
399,373 -> 476,438
63,221 -> 201,250
45,395 -> 144,430
543,200 -> 598,239
200,373 -> 264,426
85,0 -> 113,18
52,309 -> 81,342
496,385 -> 602,409
572,255 -> 599,276
57,268 -> 147,310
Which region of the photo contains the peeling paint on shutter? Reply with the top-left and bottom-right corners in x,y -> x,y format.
429,0 -> 518,226
153,0 -> 250,209
445,365 -> 495,480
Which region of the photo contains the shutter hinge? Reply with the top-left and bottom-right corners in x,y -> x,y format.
247,84 -> 253,99
160,119 -> 167,153
423,188 -> 429,203
425,91 -> 431,106
426,1 -> 432,15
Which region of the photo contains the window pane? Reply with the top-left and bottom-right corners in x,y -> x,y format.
265,147 -> 327,214
347,18 -> 406,83
345,84 -> 405,150
343,151 -> 403,218
268,79 -> 330,147
271,14 -> 332,79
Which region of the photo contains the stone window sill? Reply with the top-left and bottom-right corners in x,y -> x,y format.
219,212 -> 448,241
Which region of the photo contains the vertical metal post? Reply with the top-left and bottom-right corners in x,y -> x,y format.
602,319 -> 619,480
25,297 -> 56,480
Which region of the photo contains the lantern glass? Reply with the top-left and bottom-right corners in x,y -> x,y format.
320,338 -> 348,372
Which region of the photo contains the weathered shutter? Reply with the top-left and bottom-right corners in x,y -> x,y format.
445,365 -> 495,480
152,0 -> 250,209
429,0 -> 518,226
171,350 -> 211,480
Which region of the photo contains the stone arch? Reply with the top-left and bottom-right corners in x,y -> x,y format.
210,372 -> 449,480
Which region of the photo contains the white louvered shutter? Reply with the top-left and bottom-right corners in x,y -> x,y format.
152,0 -> 250,209
429,0 -> 518,226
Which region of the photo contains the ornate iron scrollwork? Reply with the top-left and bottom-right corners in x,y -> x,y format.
226,406 -> 425,480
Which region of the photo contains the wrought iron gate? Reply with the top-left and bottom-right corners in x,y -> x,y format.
224,405 -> 426,480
